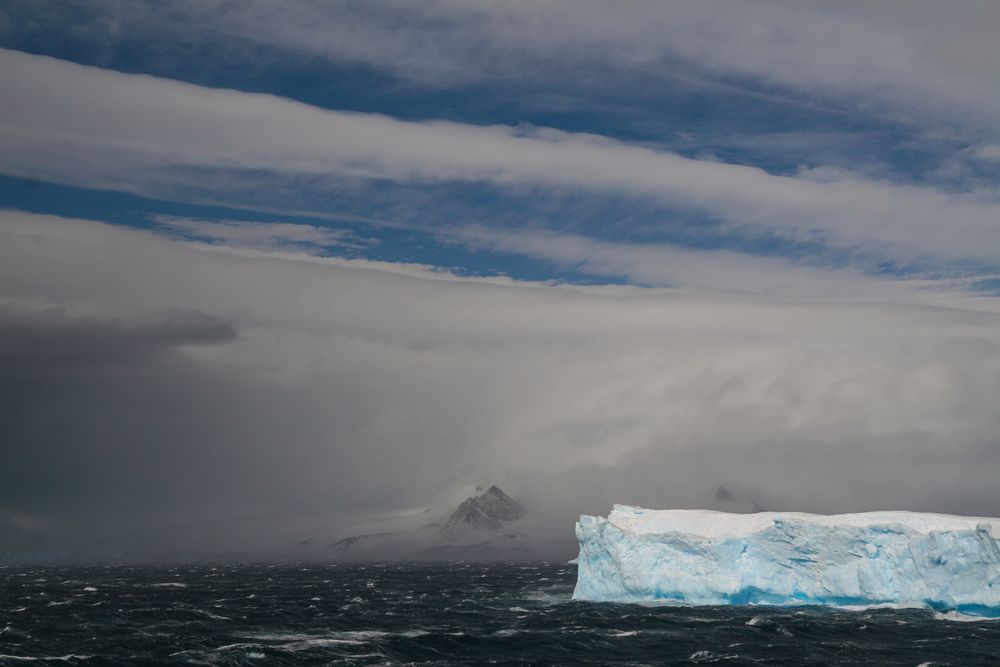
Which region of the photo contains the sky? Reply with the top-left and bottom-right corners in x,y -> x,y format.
2,1 -> 1000,553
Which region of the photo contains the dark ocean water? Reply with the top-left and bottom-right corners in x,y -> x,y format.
1,563 -> 998,666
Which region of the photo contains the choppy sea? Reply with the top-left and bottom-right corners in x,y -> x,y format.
1,563 -> 998,665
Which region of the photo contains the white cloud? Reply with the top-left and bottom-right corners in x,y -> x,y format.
453,224 -> 999,302
972,144 -> 1000,163
46,1 -> 1000,127
3,48 -> 1000,273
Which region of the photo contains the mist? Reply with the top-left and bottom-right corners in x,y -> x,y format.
2,211 -> 998,559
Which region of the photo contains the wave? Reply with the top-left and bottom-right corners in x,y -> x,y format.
0,655 -> 94,662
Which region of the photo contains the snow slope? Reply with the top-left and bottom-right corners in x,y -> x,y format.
574,506 -> 1000,616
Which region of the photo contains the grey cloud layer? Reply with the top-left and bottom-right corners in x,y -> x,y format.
2,211 -> 1000,544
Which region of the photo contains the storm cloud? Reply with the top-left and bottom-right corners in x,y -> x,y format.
2,211 -> 999,552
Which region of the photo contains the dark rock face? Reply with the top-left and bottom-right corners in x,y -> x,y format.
713,484 -> 767,514
328,531 -> 399,551
445,486 -> 525,531
479,485 -> 527,522
447,502 -> 504,532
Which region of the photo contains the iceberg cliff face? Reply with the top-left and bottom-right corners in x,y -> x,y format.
574,506 -> 1000,616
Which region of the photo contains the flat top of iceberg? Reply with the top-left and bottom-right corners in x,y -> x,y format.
606,505 -> 999,539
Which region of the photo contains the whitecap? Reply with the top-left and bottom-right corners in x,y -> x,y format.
0,655 -> 94,662
278,638 -> 368,650
932,611 -> 997,622
241,632 -> 318,641
401,630 -> 428,638
209,642 -> 265,653
242,630 -> 390,647
493,629 -> 521,636
690,650 -> 739,662
522,591 -> 572,606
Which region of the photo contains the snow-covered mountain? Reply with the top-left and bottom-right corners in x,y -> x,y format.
324,485 -> 537,560
439,485 -> 526,538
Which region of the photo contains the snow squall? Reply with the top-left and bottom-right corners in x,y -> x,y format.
573,506 -> 1000,617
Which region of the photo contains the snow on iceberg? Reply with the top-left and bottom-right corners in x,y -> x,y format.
573,505 -> 1000,616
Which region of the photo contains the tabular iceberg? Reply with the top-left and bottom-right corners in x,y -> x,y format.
573,505 -> 1000,616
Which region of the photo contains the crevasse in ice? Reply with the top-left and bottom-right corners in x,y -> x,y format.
573,505 -> 1000,616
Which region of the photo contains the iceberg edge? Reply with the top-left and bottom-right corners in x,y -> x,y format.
573,505 -> 1000,617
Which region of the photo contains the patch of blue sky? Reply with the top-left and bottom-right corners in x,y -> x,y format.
970,278 -> 1000,297
2,6 -> 997,288
3,169 -> 916,290
0,175 -> 626,285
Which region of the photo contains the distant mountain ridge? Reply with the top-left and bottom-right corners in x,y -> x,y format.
714,485 -> 766,513
326,485 -> 531,560
17,483 -> 575,563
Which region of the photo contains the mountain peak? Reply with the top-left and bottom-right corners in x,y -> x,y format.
443,485 -> 525,536
478,486 -> 525,521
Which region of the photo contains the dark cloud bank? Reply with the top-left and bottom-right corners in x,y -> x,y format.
2,213 -> 999,561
